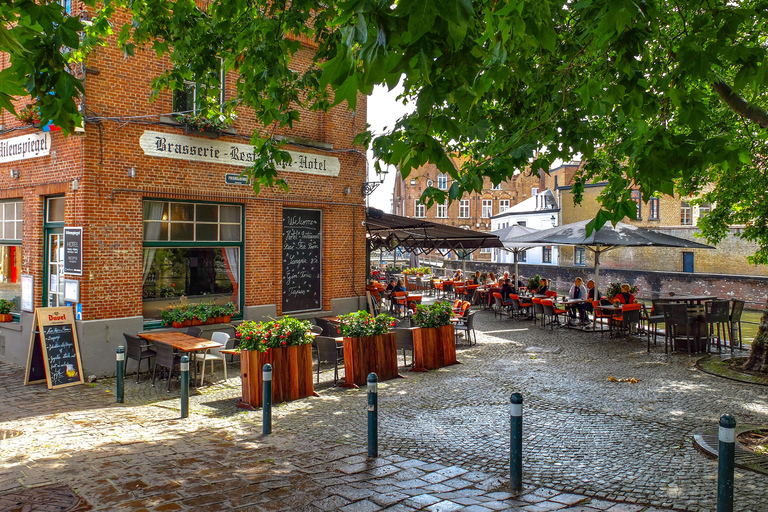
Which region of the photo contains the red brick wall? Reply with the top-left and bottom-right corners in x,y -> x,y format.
0,5 -> 368,321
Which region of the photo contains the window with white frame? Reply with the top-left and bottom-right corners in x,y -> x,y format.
491,182 -> 502,190
499,200 -> 510,213
519,250 -> 527,262
574,247 -> 586,266
542,246 -> 552,263
459,200 -> 470,218
437,174 -> 448,190
681,202 -> 692,225
698,202 -> 711,217
482,199 -> 493,218
436,203 -> 448,218
173,62 -> 226,114
531,187 -> 539,196
480,247 -> 491,253
414,200 -> 426,218
631,190 -> 642,220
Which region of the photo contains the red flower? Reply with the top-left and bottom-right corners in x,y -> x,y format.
246,335 -> 251,340
280,335 -> 284,338
282,341 -> 286,346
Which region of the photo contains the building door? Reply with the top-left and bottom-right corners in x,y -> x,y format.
43,197 -> 65,307
682,252 -> 694,273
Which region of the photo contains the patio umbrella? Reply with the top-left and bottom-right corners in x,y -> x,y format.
504,219 -> 713,297
490,223 -> 539,284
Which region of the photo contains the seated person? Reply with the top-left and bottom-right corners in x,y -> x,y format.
485,272 -> 497,286
568,277 -> 588,322
538,278 -> 550,295
500,278 -> 515,301
471,270 -> 482,285
391,279 -> 407,313
615,284 -> 636,304
584,279 -> 602,316
512,273 -> 524,290
453,269 -> 463,281
385,277 -> 397,295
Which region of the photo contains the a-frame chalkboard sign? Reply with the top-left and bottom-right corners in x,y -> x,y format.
24,307 -> 84,389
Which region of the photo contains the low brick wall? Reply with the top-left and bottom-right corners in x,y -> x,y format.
453,262 -> 768,309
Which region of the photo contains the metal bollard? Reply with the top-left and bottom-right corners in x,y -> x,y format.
368,373 -> 378,458
263,364 -> 272,435
180,355 -> 189,418
115,346 -> 125,404
718,414 -> 736,512
510,393 -> 523,494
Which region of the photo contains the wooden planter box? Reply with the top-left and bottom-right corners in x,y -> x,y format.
342,332 -> 401,388
412,324 -> 458,372
238,344 -> 315,409
171,316 -> 232,329
0,314 -> 12,322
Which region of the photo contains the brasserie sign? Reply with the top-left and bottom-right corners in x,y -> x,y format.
0,132 -> 51,164
139,130 -> 340,177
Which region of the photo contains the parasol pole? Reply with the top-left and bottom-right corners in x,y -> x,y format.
593,248 -> 600,299
514,250 -> 519,288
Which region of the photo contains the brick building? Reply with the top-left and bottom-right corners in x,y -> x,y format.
0,6 -> 368,375
392,158 -> 541,261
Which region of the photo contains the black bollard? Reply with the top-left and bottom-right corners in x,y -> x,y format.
510,392 -> 523,494
116,346 -> 125,404
368,373 -> 378,458
180,355 -> 189,418
263,364 -> 272,435
718,414 -> 736,512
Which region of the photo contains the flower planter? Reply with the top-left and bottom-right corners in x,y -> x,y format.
171,315 -> 233,328
238,345 -> 315,409
411,324 -> 458,372
0,314 -> 13,322
183,124 -> 221,139
342,332 -> 401,388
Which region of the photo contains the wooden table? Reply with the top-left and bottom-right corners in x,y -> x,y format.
138,332 -> 223,386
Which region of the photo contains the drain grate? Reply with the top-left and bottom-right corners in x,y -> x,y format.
0,483 -> 90,511
0,429 -> 22,440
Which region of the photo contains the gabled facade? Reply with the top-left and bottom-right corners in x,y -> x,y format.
490,190 -> 560,265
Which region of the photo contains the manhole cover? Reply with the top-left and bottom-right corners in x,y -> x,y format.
0,429 -> 22,440
0,483 -> 90,511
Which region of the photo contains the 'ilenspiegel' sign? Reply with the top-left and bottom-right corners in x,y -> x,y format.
139,130 -> 340,177
0,132 -> 51,164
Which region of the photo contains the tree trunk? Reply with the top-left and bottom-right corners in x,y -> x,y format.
743,305 -> 768,371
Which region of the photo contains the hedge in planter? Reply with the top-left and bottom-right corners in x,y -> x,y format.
161,301 -> 237,328
337,311 -> 400,388
236,316 -> 315,409
411,302 -> 458,372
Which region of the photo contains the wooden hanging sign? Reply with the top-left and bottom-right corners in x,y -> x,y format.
24,306 -> 84,389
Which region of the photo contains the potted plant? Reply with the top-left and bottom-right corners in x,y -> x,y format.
176,112 -> 235,138
161,301 -> 238,327
527,274 -> 542,293
0,299 -> 13,322
18,104 -> 41,127
236,316 -> 315,409
410,301 -> 458,372
337,310 -> 399,388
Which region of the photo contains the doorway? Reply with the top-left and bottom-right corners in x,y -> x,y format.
43,197 -> 65,307
682,252 -> 694,273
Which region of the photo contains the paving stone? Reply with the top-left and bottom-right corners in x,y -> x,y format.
551,493 -> 589,505
427,500 -> 465,512
403,493 -> 441,508
339,499 -> 382,512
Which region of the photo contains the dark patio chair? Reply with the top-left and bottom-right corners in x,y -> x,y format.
123,333 -> 156,383
393,327 -> 415,367
532,298 -> 544,327
186,326 -> 203,338
705,300 -> 731,353
730,300 -> 745,349
151,342 -> 182,392
454,311 -> 477,346
314,336 -> 344,384
641,304 -> 664,352
541,299 -> 566,330
663,303 -> 696,356
616,303 -> 642,336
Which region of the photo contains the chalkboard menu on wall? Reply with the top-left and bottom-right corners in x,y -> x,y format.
24,307 -> 84,389
282,208 -> 322,313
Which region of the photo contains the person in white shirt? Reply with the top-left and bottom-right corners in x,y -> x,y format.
568,277 -> 589,323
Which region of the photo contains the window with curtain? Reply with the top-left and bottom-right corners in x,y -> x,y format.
142,200 -> 242,321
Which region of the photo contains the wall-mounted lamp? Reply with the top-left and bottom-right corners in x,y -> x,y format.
344,186 -> 351,195
9,169 -> 19,179
128,167 -> 136,178
72,179 -> 80,191
551,214 -> 556,226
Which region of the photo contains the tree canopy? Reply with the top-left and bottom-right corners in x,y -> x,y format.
4,0 -> 768,260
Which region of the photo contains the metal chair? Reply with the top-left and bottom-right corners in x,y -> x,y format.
617,303 -> 642,336
393,327 -> 415,367
123,333 -> 156,383
663,303 -> 696,355
641,304 -> 665,352
705,300 -> 731,353
196,331 -> 231,385
541,299 -> 566,329
454,311 -> 477,346
151,342 -> 182,392
532,298 -> 544,326
730,300 -> 745,349
314,336 -> 344,384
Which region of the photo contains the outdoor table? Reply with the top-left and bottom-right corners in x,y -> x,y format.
595,305 -> 623,336
653,295 -> 717,305
138,332 -> 224,386
559,298 -> 587,327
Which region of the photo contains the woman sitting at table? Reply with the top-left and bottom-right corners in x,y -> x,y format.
615,284 -> 636,304
453,269 -> 463,281
538,278 -> 550,295
391,279 -> 407,313
471,270 -> 482,285
568,277 -> 589,323
485,272 -> 497,286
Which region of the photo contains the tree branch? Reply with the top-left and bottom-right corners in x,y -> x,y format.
713,80 -> 768,129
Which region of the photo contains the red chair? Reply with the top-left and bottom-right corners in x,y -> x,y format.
592,300 -> 610,336
531,297 -> 544,326
545,290 -> 558,298
510,294 -> 532,319
614,303 -> 642,335
541,299 -> 567,329
452,299 -> 463,313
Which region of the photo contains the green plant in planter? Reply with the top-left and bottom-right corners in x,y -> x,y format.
412,301 -> 453,328
605,282 -> 639,299
236,316 -> 313,353
527,274 -> 542,292
0,299 -> 13,315
221,302 -> 237,316
337,310 -> 396,338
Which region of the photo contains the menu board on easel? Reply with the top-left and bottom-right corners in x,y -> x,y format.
24,306 -> 84,389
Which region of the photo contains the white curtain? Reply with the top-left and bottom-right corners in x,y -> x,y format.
142,202 -> 164,284
222,247 -> 240,306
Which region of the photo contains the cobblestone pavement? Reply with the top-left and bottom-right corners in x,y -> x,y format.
1,307 -> 766,511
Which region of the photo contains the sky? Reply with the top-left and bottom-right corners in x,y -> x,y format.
366,84 -> 413,212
